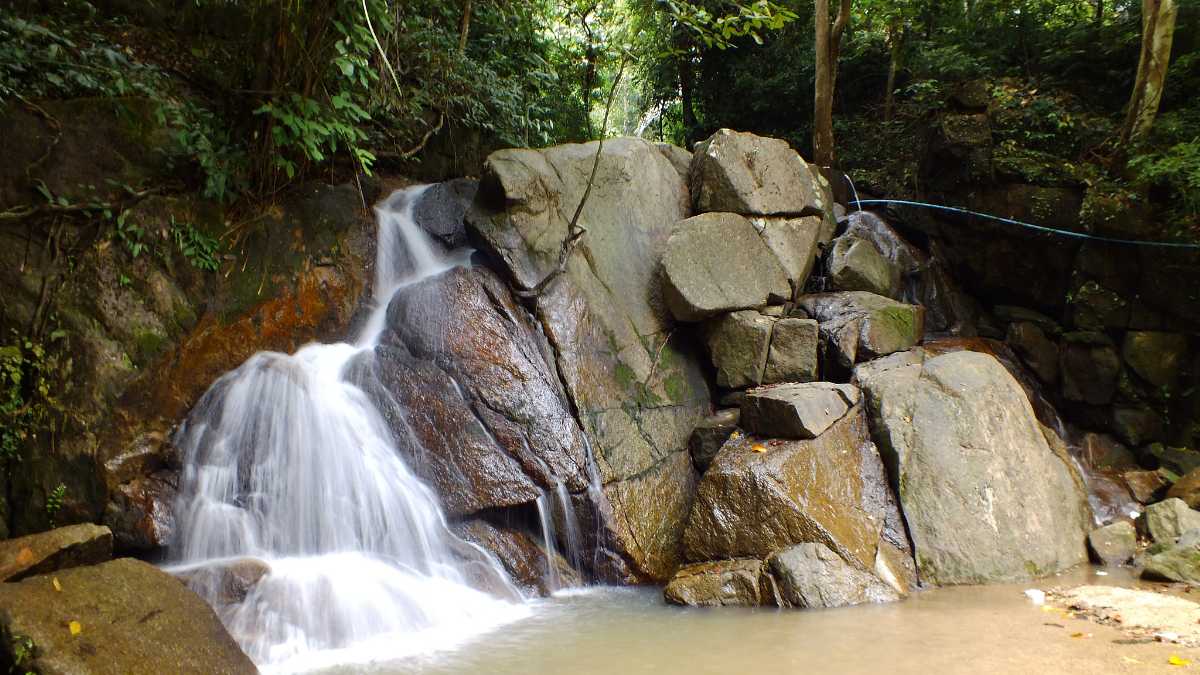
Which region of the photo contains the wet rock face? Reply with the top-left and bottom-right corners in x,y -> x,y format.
663,559 -> 768,607
174,557 -> 272,606
662,212 -> 791,321
411,178 -> 478,249
453,518 -> 579,597
682,406 -> 911,579
0,524 -> 112,582
369,265 -> 591,516
468,137 -> 710,582
0,558 -> 256,674
855,350 -> 1090,584
689,129 -> 827,217
765,543 -> 899,609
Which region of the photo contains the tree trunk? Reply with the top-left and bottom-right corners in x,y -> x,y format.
458,0 -> 473,53
814,0 -> 850,165
1094,0 -> 1104,29
675,31 -> 698,146
883,19 -> 904,122
1121,0 -> 1178,144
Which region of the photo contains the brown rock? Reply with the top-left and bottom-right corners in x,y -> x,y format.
1122,469 -> 1168,504
1169,469 -> 1200,510
0,524 -> 113,582
663,559 -> 768,607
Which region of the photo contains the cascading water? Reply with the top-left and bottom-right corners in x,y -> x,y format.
167,187 -> 530,673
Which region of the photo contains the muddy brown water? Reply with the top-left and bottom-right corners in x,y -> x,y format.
331,566 -> 1200,675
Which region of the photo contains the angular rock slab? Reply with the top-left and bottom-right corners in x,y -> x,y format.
683,405 -> 914,585
689,129 -> 826,217
763,318 -> 820,384
663,212 -> 791,321
468,138 -> 711,581
688,409 -> 740,473
706,311 -> 818,389
855,350 -> 1090,584
828,236 -> 895,298
0,558 -> 256,674
749,215 -> 824,295
740,382 -> 859,439
663,559 -> 768,607
798,292 -> 924,368
0,523 -> 112,582
765,543 -> 899,609
1142,533 -> 1200,585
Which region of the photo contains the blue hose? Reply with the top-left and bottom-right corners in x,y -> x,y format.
854,198 -> 1200,250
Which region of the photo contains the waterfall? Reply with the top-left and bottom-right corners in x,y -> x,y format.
167,187 -> 529,673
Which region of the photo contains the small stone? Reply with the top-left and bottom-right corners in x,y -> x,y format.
764,543 -> 899,609
740,382 -> 858,439
688,409 -> 740,473
1169,469 -> 1200,510
663,559 -> 768,607
1143,498 -> 1200,544
1087,522 -> 1137,566
828,236 -> 896,297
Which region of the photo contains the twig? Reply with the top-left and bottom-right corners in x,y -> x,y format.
515,56 -> 628,299
0,186 -> 162,222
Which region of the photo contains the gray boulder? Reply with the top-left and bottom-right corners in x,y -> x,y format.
1087,522 -> 1136,566
705,311 -> 818,389
740,382 -> 858,439
855,350 -> 1090,584
1143,498 -> 1200,544
827,236 -> 896,297
798,292 -> 925,367
655,143 -> 693,182
1142,531 -> 1200,585
467,137 -> 711,582
765,543 -> 899,609
663,559 -> 768,607
663,212 -> 791,321
689,129 -> 827,217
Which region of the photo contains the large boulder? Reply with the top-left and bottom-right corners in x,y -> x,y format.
454,518 -> 579,597
0,558 -> 256,674
0,524 -> 112,582
689,129 -> 827,217
411,178 -> 477,249
364,265 -> 591,517
797,292 -> 925,368
663,559 -> 768,607
1059,332 -> 1121,406
1122,331 -> 1188,390
662,212 -> 791,321
764,543 -> 899,609
1005,321 -> 1059,385
467,138 -> 711,582
1168,468 -> 1200,509
1142,532 -> 1200,585
740,382 -> 858,439
682,405 -> 915,592
855,350 -> 1090,584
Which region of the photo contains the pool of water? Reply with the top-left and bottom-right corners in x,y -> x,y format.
319,566 -> 1199,675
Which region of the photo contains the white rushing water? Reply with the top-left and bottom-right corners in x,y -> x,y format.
167,187 -> 530,673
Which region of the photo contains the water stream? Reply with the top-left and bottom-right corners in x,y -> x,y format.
167,187 -> 531,672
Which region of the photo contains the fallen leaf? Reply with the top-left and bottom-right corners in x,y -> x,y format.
68,620 -> 81,636
1169,655 -> 1191,667
52,577 -> 61,592
15,548 -> 34,566
751,443 -> 767,453
729,431 -> 741,440
1070,632 -> 1091,639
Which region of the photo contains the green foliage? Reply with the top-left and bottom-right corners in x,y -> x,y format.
9,632 -> 36,673
1130,138 -> 1200,233
664,0 -> 798,49
46,483 -> 66,526
172,216 -> 221,271
157,102 -> 248,204
0,335 -> 68,466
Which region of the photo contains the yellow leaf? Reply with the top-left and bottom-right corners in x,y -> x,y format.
1169,655 -> 1191,667
729,431 -> 741,440
52,577 -> 61,592
751,443 -> 767,453
1070,632 -> 1091,639
68,620 -> 81,636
